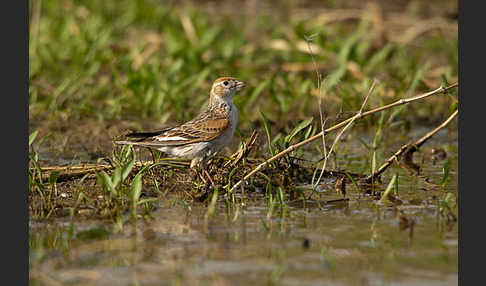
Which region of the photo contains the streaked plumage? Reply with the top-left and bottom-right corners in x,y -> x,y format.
115,77 -> 245,170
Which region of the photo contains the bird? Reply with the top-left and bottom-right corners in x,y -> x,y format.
115,77 -> 246,185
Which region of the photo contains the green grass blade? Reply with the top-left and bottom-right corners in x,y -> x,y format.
261,112 -> 273,155
284,118 -> 313,146
131,174 -> 143,206
29,130 -> 39,147
378,174 -> 398,204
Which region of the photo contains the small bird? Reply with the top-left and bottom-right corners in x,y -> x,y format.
115,77 -> 246,185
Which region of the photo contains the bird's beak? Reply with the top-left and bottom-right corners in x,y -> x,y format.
236,81 -> 246,91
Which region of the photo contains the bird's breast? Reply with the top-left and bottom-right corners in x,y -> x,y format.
229,103 -> 238,132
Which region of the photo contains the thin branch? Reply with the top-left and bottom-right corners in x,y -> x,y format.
365,108 -> 458,182
229,83 -> 457,193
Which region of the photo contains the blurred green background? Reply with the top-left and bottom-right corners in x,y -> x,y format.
29,0 -> 457,156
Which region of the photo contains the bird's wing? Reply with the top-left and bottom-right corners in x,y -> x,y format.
116,110 -> 229,147
153,112 -> 229,145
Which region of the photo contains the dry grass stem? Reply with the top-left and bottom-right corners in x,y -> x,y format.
304,33 -> 329,188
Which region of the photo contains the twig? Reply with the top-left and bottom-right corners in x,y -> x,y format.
229,83 -> 458,193
365,108 -> 458,182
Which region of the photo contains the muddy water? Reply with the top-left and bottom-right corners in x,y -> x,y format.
29,127 -> 458,285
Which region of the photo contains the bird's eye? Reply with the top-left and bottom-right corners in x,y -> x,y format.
223,81 -> 229,86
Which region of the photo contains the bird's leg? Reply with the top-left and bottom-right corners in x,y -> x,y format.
199,159 -> 215,187
198,169 -> 208,184
191,158 -> 215,188
190,158 -> 206,184
189,167 -> 207,184
148,148 -> 157,163
204,168 -> 215,187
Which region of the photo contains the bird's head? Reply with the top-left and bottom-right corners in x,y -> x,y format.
210,77 -> 246,102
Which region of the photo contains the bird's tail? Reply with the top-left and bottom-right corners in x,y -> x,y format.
114,140 -> 138,145
124,128 -> 172,139
114,128 -> 172,145
113,140 -> 164,148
